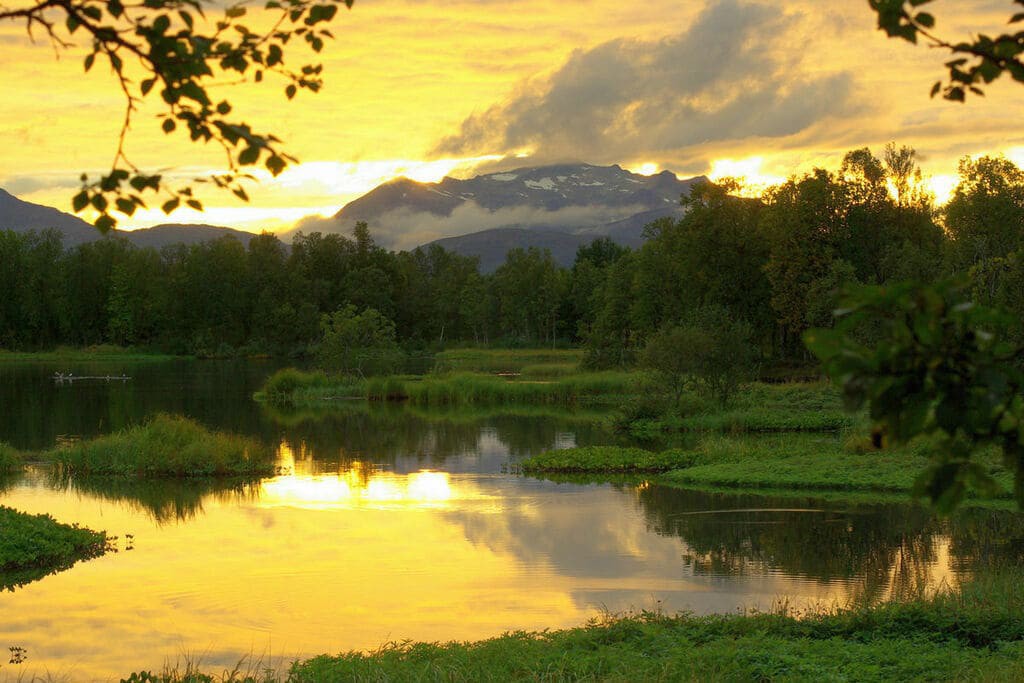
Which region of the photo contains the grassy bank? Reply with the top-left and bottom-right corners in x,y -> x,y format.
626,382 -> 857,435
0,506 -> 107,583
257,366 -> 634,407
434,348 -> 583,374
123,572 -> 1024,682
0,344 -> 179,363
45,414 -> 276,478
525,433 -> 1014,501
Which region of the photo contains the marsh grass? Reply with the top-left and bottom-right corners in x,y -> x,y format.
626,381 -> 857,435
526,433 -> 1013,501
45,414 -> 276,478
0,441 -> 23,473
0,344 -> 178,363
0,506 -> 107,589
395,371 -> 635,406
522,446 -> 693,473
433,348 -> 583,374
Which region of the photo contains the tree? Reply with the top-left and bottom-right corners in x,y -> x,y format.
869,0 -> 1024,101
945,156 -> 1024,268
0,0 -> 354,231
642,306 -> 758,407
316,304 -> 402,376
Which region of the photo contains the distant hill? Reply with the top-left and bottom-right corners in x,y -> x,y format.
122,223 -> 260,249
0,188 -> 260,249
430,228 -> 591,273
0,188 -> 101,246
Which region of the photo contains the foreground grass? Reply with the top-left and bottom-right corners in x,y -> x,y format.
0,506 -> 107,589
526,433 -> 1014,501
0,344 -> 178,362
45,414 -> 276,477
122,572 -> 1024,682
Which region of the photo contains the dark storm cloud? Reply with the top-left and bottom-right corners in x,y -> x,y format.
433,0 -> 857,163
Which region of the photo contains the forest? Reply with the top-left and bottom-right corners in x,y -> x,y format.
2,145 -> 1023,369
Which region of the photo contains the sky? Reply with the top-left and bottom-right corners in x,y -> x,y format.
2,0 -> 1024,234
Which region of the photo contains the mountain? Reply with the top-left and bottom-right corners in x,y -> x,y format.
0,188 -> 258,249
430,228 -> 592,274
329,163 -> 703,268
122,223 -> 260,249
0,188 -> 101,246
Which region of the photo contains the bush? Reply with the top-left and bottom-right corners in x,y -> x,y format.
316,305 -> 405,376
261,368 -> 329,398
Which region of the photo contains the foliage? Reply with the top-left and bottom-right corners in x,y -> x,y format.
0,0 -> 355,230
870,0 -> 1024,101
315,304 -> 404,376
0,506 -> 107,574
945,155 -> 1024,267
46,413 -> 276,477
805,280 -> 1024,513
641,306 -> 759,407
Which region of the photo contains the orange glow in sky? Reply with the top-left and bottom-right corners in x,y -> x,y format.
2,1 -> 1023,232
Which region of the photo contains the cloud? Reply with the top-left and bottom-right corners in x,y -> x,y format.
433,0 -> 857,165
288,200 -> 645,251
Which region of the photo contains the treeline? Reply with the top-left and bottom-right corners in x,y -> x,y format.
2,146 -> 1022,362
583,147 -> 1024,367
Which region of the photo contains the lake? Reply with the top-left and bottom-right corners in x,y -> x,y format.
0,360 -> 1020,681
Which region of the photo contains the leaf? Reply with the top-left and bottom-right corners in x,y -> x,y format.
161,198 -> 180,214
94,214 -> 116,234
285,84 -> 297,99
162,118 -> 176,133
238,146 -> 260,165
72,191 -> 89,212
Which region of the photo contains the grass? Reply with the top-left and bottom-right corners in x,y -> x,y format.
522,446 -> 693,473
0,344 -> 179,362
523,433 -> 1014,501
0,506 -> 108,590
0,441 -> 24,473
45,414 -> 276,478
433,348 -> 583,374
397,371 -> 634,407
122,571 -> 1024,682
626,382 -> 857,436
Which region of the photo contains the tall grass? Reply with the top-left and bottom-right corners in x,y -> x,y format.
384,371 -> 634,406
46,414 -> 276,477
433,348 -> 583,373
0,441 -> 23,473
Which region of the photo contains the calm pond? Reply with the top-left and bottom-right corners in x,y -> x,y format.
1,360 -> 1021,681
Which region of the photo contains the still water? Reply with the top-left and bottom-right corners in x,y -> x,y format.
0,361 -> 1021,681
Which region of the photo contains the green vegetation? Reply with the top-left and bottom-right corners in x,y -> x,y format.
396,371 -> 633,407
0,506 -> 107,590
0,345 -> 178,362
434,348 -> 583,373
522,446 -> 691,473
46,414 -> 276,478
807,279 -> 1024,512
623,382 -> 854,435
0,442 -> 23,473
523,433 -> 1014,503
122,571 -> 1024,682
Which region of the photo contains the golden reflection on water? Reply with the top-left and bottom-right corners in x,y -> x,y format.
0,453 -> 979,683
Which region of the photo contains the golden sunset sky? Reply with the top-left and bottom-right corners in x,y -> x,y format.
2,0 -> 1024,234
